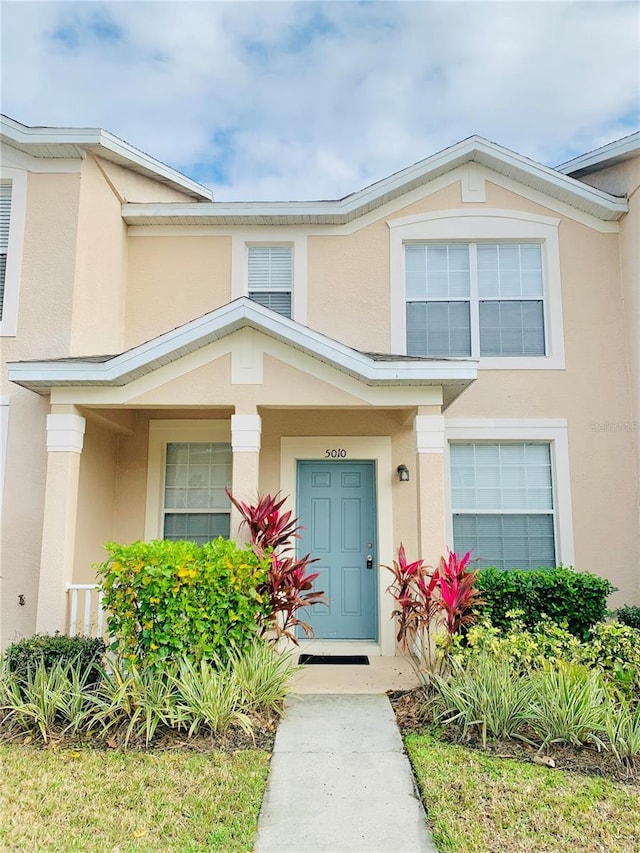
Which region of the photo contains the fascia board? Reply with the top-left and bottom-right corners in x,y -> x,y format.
122,136 -> 627,225
7,299 -> 478,390
556,132 -> 640,175
0,115 -> 212,201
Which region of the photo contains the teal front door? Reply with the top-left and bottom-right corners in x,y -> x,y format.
297,461 -> 377,640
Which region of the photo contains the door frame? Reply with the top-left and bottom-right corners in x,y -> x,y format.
280,436 -> 395,656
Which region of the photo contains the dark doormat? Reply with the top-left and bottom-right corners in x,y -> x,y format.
298,654 -> 370,665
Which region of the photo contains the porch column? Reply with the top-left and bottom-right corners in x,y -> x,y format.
36,410 -> 86,634
414,410 -> 447,566
230,413 -> 262,543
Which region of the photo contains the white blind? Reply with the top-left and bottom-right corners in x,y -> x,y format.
163,442 -> 232,544
0,183 -> 11,254
407,301 -> 471,356
477,244 -> 543,298
406,243 -> 470,299
248,246 -> 292,317
248,246 -> 292,291
451,442 -> 555,570
451,442 -> 553,511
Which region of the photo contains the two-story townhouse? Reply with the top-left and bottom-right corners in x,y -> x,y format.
1,115 -> 638,654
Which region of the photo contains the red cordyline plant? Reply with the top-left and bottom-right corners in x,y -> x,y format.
226,490 -> 327,643
384,544 -> 481,674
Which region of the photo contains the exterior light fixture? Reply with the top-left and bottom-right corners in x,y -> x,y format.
397,464 -> 410,482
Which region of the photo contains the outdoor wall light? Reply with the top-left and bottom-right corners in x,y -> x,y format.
397,464 -> 410,482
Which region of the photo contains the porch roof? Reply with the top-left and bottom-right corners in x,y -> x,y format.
8,298 -> 478,406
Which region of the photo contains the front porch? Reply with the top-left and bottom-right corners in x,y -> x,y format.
8,299 -> 477,654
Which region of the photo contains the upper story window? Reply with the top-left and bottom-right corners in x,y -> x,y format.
0,170 -> 27,337
0,182 -> 13,322
248,245 -> 292,318
389,209 -> 565,369
406,242 -> 545,358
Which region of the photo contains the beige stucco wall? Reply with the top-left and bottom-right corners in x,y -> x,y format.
124,236 -> 232,348
1,170 -> 81,646
97,159 -> 204,204
70,157 -> 128,355
72,418 -> 118,583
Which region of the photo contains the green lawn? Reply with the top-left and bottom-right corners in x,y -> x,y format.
406,733 -> 640,853
0,744 -> 270,853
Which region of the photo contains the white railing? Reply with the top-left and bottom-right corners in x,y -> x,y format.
65,583 -> 106,638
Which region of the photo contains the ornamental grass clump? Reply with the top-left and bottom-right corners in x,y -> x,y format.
432,652 -> 533,748
605,699 -> 640,767
527,662 -> 608,751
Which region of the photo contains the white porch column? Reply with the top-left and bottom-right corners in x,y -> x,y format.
36,411 -> 86,634
230,413 -> 262,543
414,411 -> 447,566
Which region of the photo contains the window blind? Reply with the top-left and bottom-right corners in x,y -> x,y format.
0,183 -> 11,321
163,442 -> 232,544
248,246 -> 293,317
451,442 -> 555,569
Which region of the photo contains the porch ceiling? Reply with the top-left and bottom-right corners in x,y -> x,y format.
7,298 -> 478,408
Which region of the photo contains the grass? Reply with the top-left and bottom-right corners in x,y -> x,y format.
405,732 -> 640,853
0,743 -> 270,852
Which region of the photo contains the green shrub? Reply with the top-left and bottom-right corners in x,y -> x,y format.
616,605 -> 640,631
447,612 -> 582,672
475,566 -> 616,639
5,633 -> 105,687
98,538 -> 271,668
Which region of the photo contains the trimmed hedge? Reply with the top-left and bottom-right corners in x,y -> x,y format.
475,566 -> 616,639
5,633 -> 105,686
97,537 -> 271,668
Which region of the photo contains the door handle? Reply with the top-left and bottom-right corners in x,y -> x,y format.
366,555 -> 374,570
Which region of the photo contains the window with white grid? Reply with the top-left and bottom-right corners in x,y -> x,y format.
248,245 -> 292,317
406,243 -> 545,358
450,442 -> 556,570
163,442 -> 232,544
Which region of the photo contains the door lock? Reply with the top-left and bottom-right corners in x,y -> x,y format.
366,555 -> 374,570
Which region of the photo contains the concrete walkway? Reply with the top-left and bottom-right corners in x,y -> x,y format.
254,693 -> 436,853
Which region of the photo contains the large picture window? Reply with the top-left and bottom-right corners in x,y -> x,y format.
406,242 -> 545,358
450,441 -> 555,570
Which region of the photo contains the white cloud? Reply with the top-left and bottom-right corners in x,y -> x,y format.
1,1 -> 638,200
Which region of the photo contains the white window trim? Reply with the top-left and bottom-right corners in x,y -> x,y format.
389,209 -> 565,369
444,418 -> 574,567
231,232 -> 307,324
144,419 -> 231,540
0,168 -> 27,337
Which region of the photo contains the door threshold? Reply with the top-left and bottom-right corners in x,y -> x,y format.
294,640 -> 381,657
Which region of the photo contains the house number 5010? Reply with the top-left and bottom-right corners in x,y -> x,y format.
325,448 -> 347,458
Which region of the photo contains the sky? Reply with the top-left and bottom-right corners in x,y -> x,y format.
1,1 -> 638,201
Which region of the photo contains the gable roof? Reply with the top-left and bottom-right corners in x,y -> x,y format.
122,135 -> 629,226
7,298 -> 477,407
556,131 -> 640,178
0,115 -> 212,201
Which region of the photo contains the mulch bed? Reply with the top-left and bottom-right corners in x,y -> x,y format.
388,686 -> 639,786
0,707 -> 280,754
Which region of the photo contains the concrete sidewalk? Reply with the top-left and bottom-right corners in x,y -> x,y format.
254,694 -> 436,853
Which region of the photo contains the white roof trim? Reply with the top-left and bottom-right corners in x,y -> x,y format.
556,131 -> 640,177
122,135 -> 628,225
7,298 -> 478,397
0,115 -> 212,201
